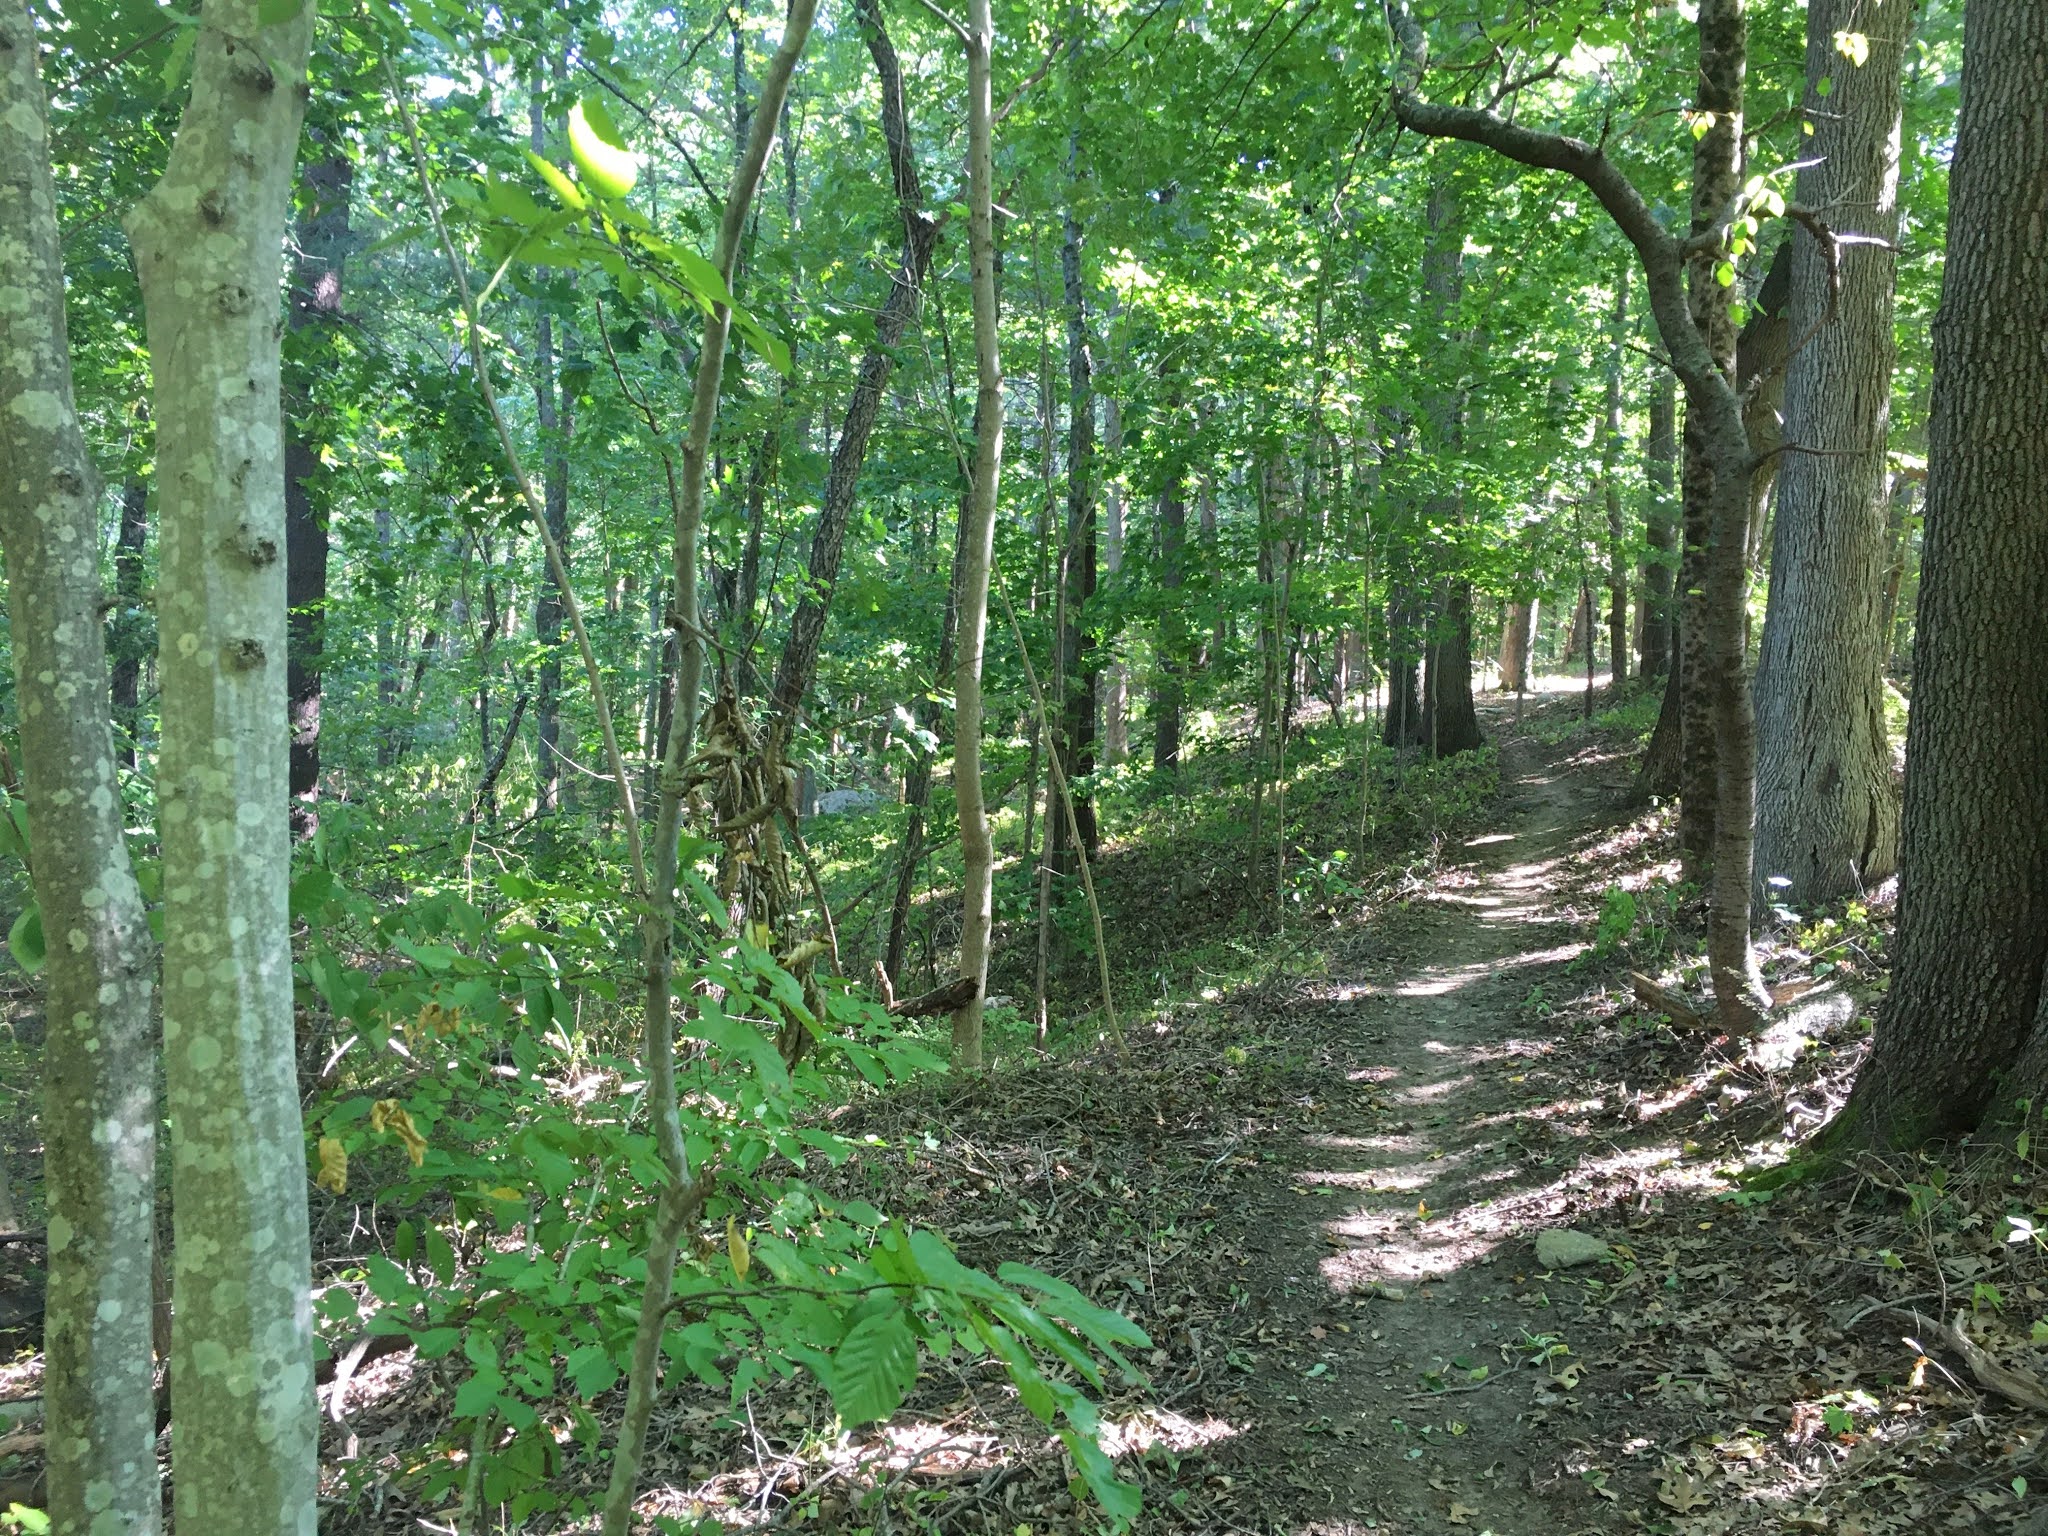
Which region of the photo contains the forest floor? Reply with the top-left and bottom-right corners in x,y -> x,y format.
7,688 -> 2048,1534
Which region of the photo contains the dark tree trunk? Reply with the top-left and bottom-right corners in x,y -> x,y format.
1751,0 -> 1908,906
1153,476 -> 1187,772
1639,369 -> 1678,678
1603,266 -> 1631,686
1382,582 -> 1426,748
1834,0 -> 2048,1145
109,472 -> 149,767
283,140 -> 352,838
1052,135 -> 1098,868
1423,581 -> 1483,756
766,0 -> 939,731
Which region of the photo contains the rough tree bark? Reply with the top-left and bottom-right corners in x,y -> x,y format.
0,8 -> 161,1529
1830,0 -> 2048,1145
1751,0 -> 1907,907
1499,597 -> 1535,693
283,134 -> 351,838
124,0 -> 319,1527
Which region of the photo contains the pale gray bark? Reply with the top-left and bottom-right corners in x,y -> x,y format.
124,0 -> 317,1528
0,7 -> 161,1530
1752,0 -> 1907,906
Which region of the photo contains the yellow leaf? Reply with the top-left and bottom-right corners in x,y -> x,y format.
1448,1503 -> 1479,1524
1833,29 -> 1870,67
487,1186 -> 522,1203
314,1137 -> 348,1195
370,1099 -> 428,1167
727,1216 -> 751,1283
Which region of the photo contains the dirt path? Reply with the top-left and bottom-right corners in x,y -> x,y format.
1212,703 -> 1643,1534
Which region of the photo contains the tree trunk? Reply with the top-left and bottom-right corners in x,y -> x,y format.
949,0 -> 1004,1072
1499,597 -> 1535,693
1153,477 -> 1187,771
1100,395 -> 1127,763
1640,368 -> 1677,678
1832,0 -> 2048,1145
110,471 -> 150,766
1603,265 -> 1630,687
0,12 -> 161,1529
125,0 -> 318,1528
1751,0 -> 1907,907
1382,580 -> 1426,747
531,91 -> 572,831
1423,580 -> 1484,755
764,0 -> 940,734
1053,77 -> 1098,869
284,136 -> 351,839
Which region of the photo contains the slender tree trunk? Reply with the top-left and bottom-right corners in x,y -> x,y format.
530,90 -> 572,831
1382,580 -> 1426,747
1054,58 -> 1098,868
1751,0 -> 1908,906
0,13 -> 160,1529
1640,367 -> 1678,677
765,0 -> 940,734
885,492 -> 966,987
1832,0 -> 2048,1144
949,0 -> 1004,1071
1153,475 -> 1187,771
284,137 -> 351,839
125,0 -> 318,1526
1603,265 -> 1630,686
110,471 -> 150,766
1101,395 -> 1127,763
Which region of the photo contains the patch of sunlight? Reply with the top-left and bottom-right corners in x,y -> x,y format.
1100,1409 -> 1238,1457
1465,831 -> 1517,847
1404,1074 -> 1476,1103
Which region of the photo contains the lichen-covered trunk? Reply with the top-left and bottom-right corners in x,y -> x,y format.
1835,0 -> 2048,1145
110,470 -> 151,765
1752,0 -> 1907,906
950,0 -> 1005,1072
124,0 -> 318,1528
0,9 -> 161,1529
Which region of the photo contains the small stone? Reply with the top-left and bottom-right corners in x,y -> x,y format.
1535,1229 -> 1613,1269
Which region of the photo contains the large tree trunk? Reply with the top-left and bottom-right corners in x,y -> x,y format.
1423,580 -> 1483,755
1833,0 -> 2048,1145
1639,368 -> 1678,677
1750,0 -> 1907,907
949,0 -> 1004,1072
1499,597 -> 1535,693
283,137 -> 351,839
1381,580 -> 1427,747
0,12 -> 161,1529
125,0 -> 318,1527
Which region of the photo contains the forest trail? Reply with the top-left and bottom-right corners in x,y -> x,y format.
1214,697 -> 1644,1534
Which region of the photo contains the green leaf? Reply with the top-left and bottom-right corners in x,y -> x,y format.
8,905 -> 44,976
1815,75 -> 1833,98
569,99 -> 640,199
566,1343 -> 620,1399
828,1307 -> 917,1426
1058,1424 -> 1141,1526
524,150 -> 587,214
453,1365 -> 505,1418
257,0 -> 303,26
908,1229 -> 1012,1302
1714,260 -> 1737,288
